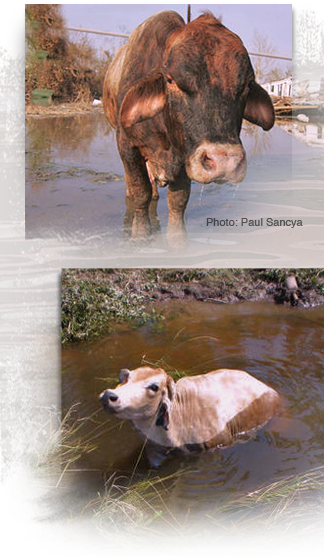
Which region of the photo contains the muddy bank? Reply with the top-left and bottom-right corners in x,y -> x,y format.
25,101 -> 103,118
61,269 -> 324,344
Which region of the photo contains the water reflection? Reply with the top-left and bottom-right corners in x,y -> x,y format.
277,116 -> 324,150
26,112 -> 110,171
25,112 -> 305,244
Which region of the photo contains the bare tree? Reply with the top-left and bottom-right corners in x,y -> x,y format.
251,30 -> 277,82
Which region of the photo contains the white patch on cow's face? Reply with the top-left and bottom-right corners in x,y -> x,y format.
102,368 -> 168,422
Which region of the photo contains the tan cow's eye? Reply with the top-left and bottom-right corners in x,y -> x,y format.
147,383 -> 159,392
166,76 -> 174,85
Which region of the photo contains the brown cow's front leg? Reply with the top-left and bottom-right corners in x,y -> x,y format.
121,150 -> 152,240
166,168 -> 191,247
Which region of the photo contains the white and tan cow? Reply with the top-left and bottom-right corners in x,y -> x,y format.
99,366 -> 280,467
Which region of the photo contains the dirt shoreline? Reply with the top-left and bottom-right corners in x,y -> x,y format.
61,269 -> 324,344
25,102 -> 104,118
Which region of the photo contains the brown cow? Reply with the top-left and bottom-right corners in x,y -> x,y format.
99,366 -> 280,467
103,11 -> 275,245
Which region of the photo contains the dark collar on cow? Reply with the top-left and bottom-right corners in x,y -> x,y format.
155,400 -> 170,430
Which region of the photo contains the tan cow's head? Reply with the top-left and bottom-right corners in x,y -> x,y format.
99,366 -> 176,429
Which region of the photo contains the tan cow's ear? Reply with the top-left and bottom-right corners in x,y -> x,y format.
155,375 -> 175,430
119,368 -> 131,384
243,81 -> 275,131
120,73 -> 166,128
166,375 -> 176,401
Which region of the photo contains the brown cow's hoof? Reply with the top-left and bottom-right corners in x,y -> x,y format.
166,227 -> 187,249
132,212 -> 151,239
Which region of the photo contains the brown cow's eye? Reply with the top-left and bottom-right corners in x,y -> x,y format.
166,76 -> 174,85
147,383 -> 159,392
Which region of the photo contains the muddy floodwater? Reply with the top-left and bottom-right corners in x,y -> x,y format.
61,301 -> 324,528
25,112 -> 324,248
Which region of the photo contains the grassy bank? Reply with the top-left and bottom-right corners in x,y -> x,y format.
61,268 -> 324,344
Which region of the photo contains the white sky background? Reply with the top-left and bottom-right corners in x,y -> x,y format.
60,3 -> 293,59
294,4 -> 324,91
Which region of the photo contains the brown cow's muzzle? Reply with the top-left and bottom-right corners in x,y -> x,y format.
186,142 -> 247,184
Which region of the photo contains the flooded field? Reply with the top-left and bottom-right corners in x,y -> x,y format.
60,300 -> 324,534
25,112 -> 324,250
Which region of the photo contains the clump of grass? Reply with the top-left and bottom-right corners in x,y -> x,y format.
61,271 -> 163,344
87,472 -> 234,556
34,405 -> 97,472
91,471 -> 183,537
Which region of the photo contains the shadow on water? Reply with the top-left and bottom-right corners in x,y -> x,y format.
59,301 -> 324,530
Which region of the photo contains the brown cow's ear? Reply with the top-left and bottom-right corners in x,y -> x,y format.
120,73 -> 166,128
243,81 -> 275,131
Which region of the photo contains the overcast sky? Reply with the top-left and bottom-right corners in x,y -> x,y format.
61,3 -> 292,67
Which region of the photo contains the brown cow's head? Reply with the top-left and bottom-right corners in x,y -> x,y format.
119,13 -> 274,185
120,104 -> 183,187
99,367 -> 176,429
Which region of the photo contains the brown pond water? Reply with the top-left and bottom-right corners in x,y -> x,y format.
61,300 -> 324,526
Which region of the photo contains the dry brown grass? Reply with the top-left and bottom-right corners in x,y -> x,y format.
25,100 -> 102,117
25,4 -> 110,104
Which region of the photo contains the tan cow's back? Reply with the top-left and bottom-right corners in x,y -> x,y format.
134,369 -> 279,450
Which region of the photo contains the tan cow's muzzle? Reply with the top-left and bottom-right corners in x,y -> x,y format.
99,389 -> 119,413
